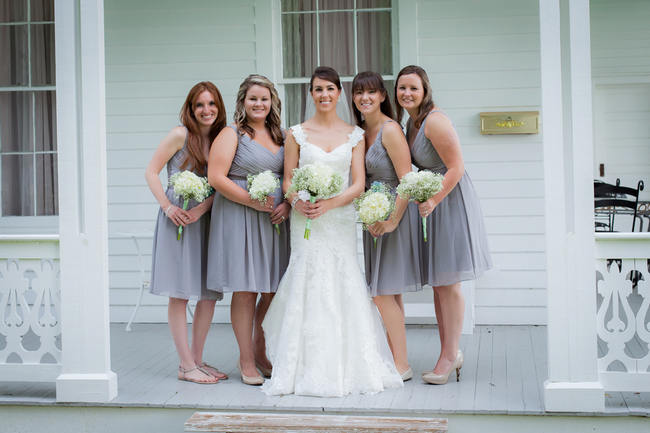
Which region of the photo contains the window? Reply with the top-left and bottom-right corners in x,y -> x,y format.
279,0 -> 395,126
0,0 -> 57,219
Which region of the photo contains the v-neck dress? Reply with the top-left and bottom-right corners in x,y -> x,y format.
206,125 -> 290,294
408,111 -> 492,286
362,120 -> 423,296
149,131 -> 221,301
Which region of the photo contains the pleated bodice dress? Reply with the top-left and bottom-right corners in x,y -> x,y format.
408,111 -> 492,286
206,125 -> 290,294
362,120 -> 423,296
149,132 -> 221,301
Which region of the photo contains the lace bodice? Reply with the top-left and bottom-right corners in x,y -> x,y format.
291,124 -> 364,187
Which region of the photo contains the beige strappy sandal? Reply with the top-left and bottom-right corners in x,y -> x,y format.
178,365 -> 219,384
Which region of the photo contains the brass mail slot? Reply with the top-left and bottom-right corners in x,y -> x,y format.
479,111 -> 539,134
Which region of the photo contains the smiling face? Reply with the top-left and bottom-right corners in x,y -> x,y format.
244,84 -> 272,122
353,87 -> 386,117
310,77 -> 341,113
396,73 -> 425,111
192,90 -> 219,127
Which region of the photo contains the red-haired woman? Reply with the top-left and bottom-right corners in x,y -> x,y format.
145,81 -> 227,384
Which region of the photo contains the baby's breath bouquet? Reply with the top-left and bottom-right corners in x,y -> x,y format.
396,170 -> 444,242
354,182 -> 395,247
169,170 -> 213,240
248,170 -> 281,234
285,163 -> 344,239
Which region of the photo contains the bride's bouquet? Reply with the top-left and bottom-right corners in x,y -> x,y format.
286,163 -> 344,239
169,170 -> 213,240
396,170 -> 444,242
354,181 -> 395,247
248,170 -> 281,234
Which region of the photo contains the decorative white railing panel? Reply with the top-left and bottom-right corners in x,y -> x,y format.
0,235 -> 61,382
596,233 -> 650,392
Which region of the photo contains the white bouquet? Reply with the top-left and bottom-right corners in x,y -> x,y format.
285,163 -> 344,239
354,182 -> 395,247
247,170 -> 281,234
396,170 -> 444,242
169,170 -> 213,240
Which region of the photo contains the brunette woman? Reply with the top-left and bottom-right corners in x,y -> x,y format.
146,81 -> 227,384
352,71 -> 422,382
395,65 -> 491,384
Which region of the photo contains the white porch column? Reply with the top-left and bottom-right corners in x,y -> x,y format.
540,0 -> 603,412
54,0 -> 117,402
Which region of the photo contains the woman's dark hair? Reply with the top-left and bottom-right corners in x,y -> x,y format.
309,66 -> 342,90
351,71 -> 395,126
394,65 -> 435,128
179,81 -> 226,175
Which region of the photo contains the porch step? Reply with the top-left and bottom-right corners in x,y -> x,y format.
184,411 -> 447,432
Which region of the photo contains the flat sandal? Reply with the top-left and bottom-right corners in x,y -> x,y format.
178,365 -> 219,384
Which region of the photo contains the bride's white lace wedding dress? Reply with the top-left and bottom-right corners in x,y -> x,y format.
261,124 -> 403,397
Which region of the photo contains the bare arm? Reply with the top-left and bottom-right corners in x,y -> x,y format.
144,126 -> 192,226
418,112 -> 465,217
368,122 -> 412,236
207,127 -> 273,212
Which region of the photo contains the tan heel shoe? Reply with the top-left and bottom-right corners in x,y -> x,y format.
238,361 -> 264,386
399,367 -> 413,382
422,352 -> 462,385
423,349 -> 463,376
255,362 -> 273,379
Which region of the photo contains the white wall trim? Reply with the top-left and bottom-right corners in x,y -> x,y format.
396,0 -> 417,67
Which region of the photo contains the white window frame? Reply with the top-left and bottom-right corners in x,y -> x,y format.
0,0 -> 58,234
270,0 -> 401,127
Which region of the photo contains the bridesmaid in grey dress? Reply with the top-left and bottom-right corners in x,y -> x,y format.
146,81 -> 228,384
207,75 -> 290,385
395,65 -> 492,385
351,72 -> 422,382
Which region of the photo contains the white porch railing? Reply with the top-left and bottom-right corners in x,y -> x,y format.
596,232 -> 650,392
0,235 -> 61,382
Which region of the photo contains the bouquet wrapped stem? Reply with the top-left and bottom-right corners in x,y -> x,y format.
304,196 -> 316,239
396,170 -> 444,242
177,198 -> 190,240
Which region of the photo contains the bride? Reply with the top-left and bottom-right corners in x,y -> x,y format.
261,67 -> 403,397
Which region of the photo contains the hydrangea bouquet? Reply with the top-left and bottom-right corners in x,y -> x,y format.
286,163 -> 344,239
247,170 -> 281,234
169,170 -> 213,240
354,181 -> 395,247
396,170 -> 444,242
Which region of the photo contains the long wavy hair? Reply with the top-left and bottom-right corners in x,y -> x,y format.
233,74 -> 284,145
394,65 -> 435,128
179,81 -> 226,175
351,71 -> 395,127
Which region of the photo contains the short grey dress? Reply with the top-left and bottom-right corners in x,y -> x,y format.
408,111 -> 492,286
362,120 -> 423,296
149,134 -> 221,301
206,125 -> 290,293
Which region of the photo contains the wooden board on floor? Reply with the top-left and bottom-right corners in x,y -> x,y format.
184,411 -> 448,432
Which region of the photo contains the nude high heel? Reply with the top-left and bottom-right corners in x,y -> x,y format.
422,349 -> 463,376
238,361 -> 264,386
422,351 -> 463,385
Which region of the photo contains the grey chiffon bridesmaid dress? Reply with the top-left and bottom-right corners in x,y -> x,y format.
362,120 -> 423,296
206,125 -> 290,294
408,111 -> 492,286
149,132 -> 221,301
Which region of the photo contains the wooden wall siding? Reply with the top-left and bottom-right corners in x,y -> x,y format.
104,0 -> 257,323
413,0 -> 545,324
591,0 -> 650,202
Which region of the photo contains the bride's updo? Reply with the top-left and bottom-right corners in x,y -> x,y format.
309,66 -> 342,90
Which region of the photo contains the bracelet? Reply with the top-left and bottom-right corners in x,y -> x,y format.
291,196 -> 300,208
164,205 -> 173,216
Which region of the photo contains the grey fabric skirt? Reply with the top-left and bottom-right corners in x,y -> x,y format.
206,178 -> 290,293
420,173 -> 492,287
363,202 -> 423,296
149,188 -> 222,301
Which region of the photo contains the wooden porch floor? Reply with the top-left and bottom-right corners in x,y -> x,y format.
1,324 -> 649,416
